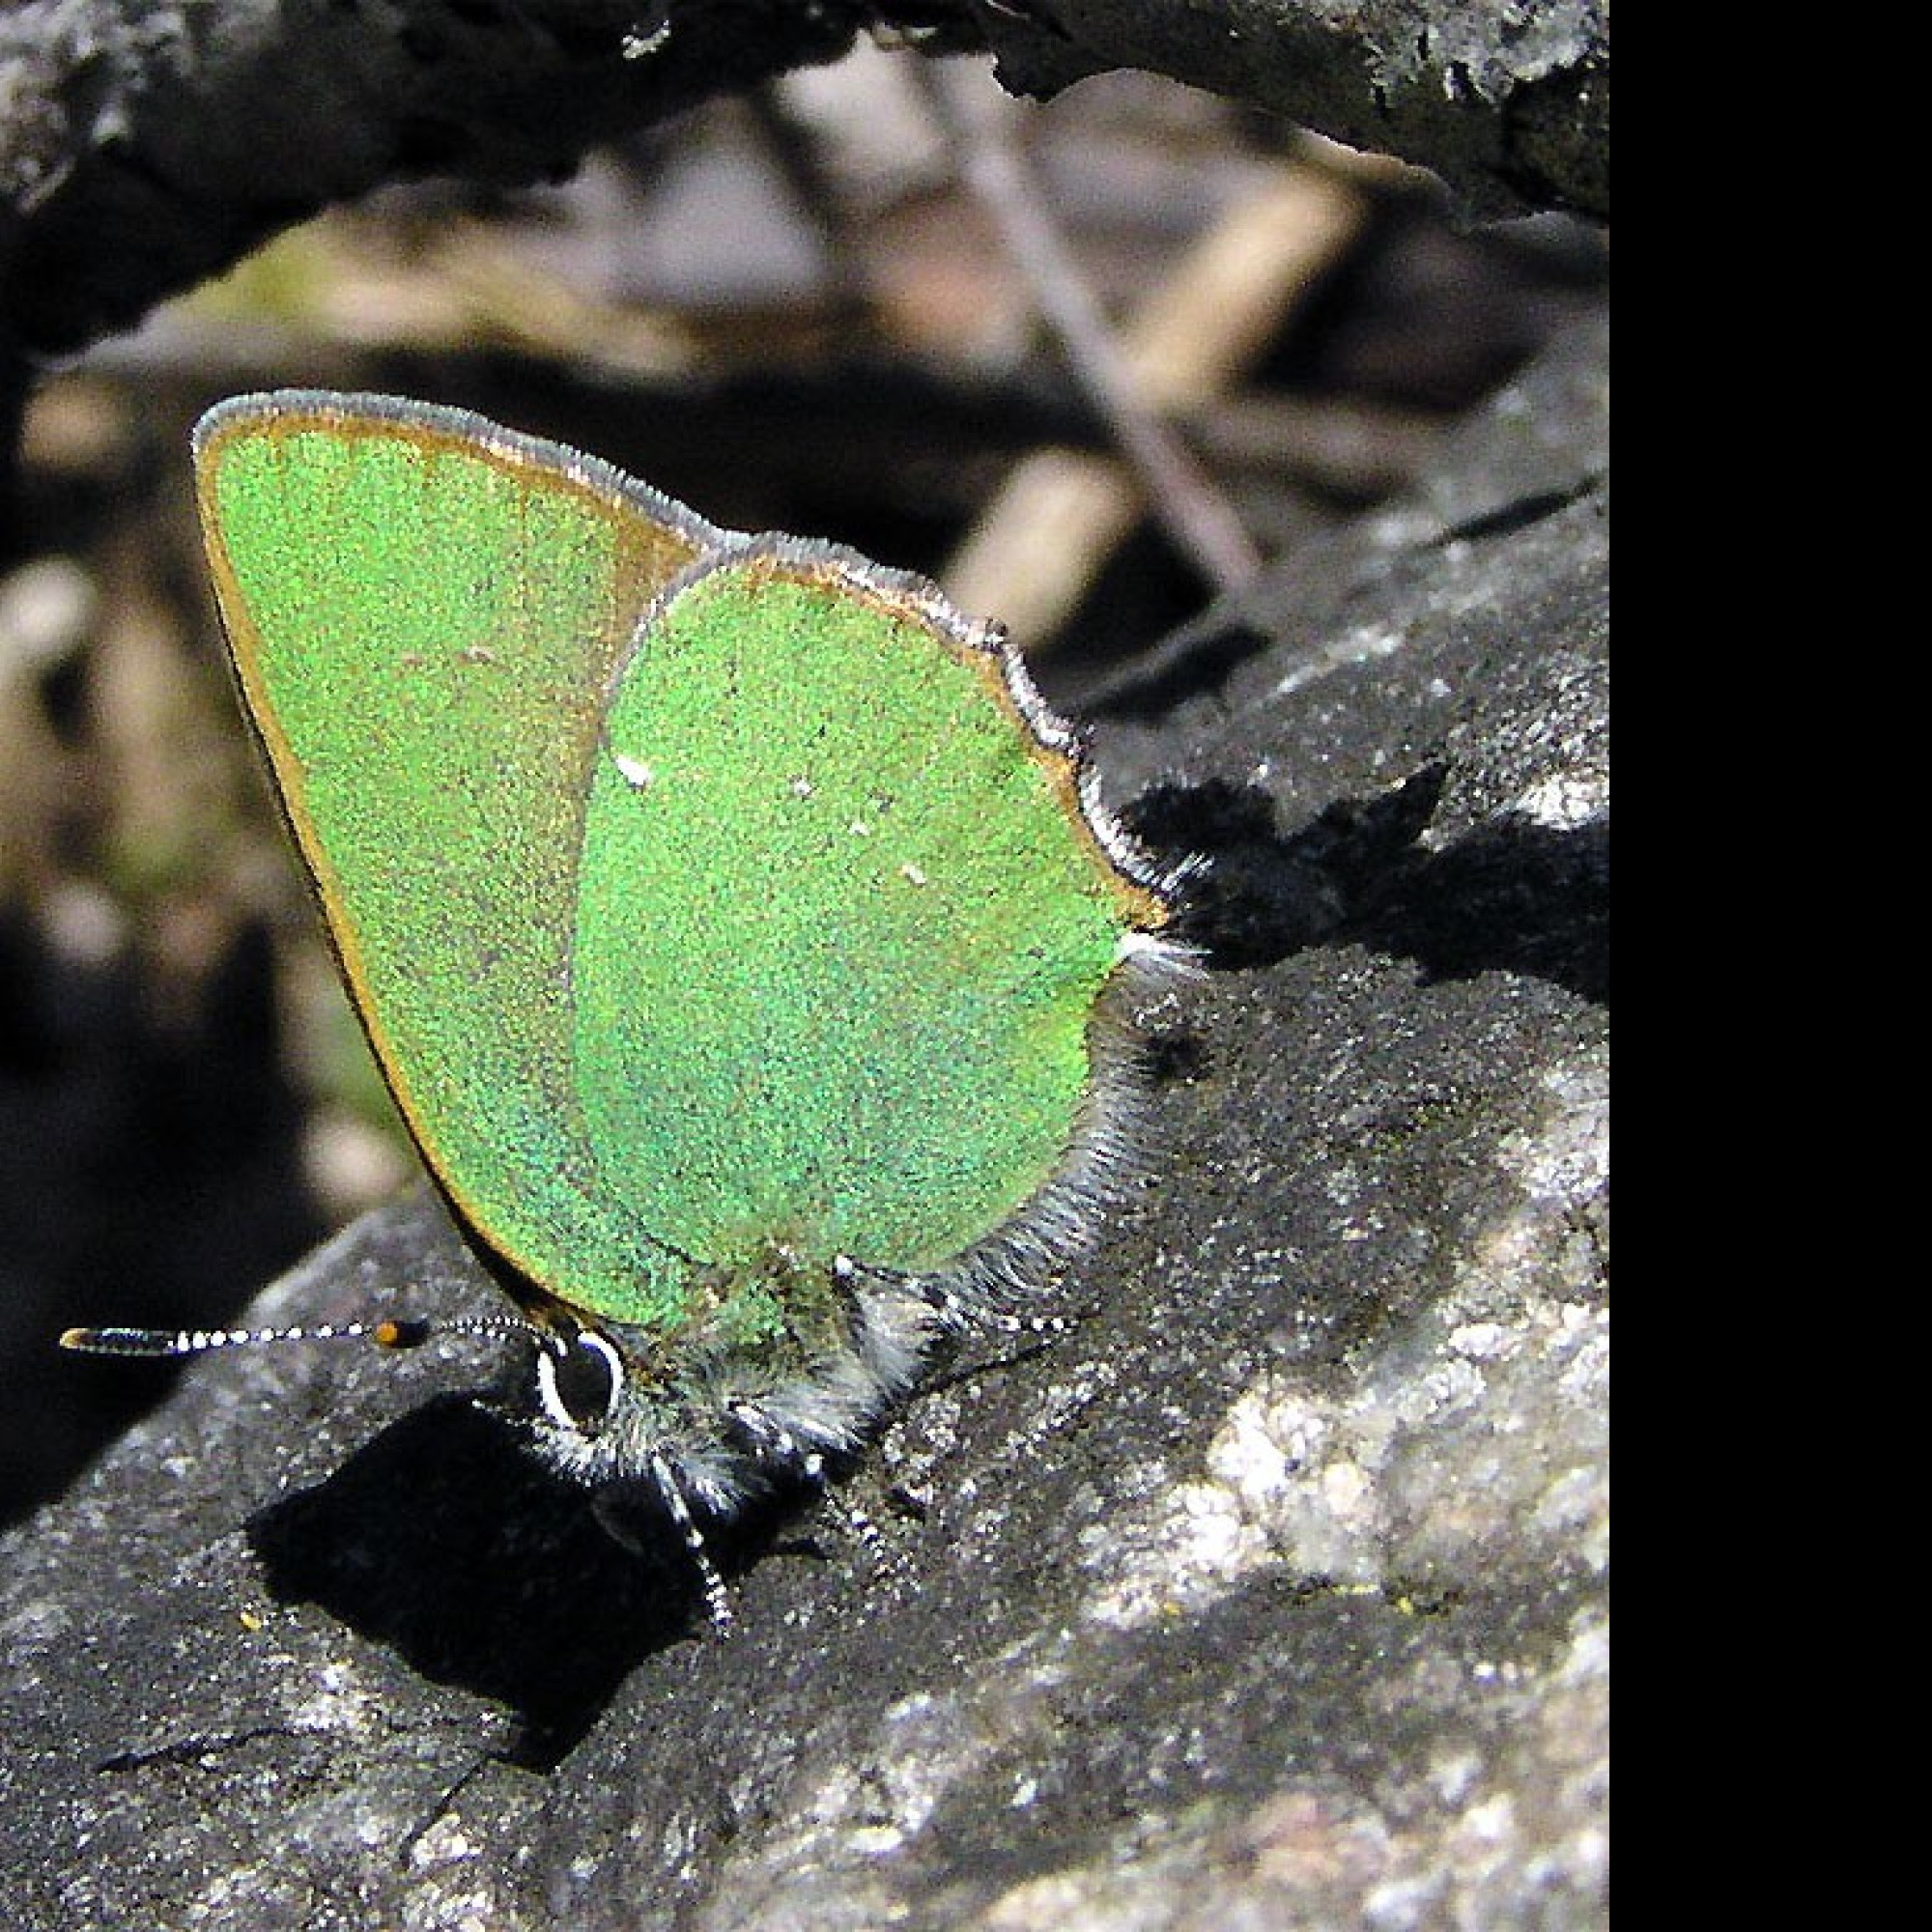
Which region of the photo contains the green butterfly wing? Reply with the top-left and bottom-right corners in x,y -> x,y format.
573,542 -> 1163,1279
193,393 -> 712,1323
198,398 -> 1169,1339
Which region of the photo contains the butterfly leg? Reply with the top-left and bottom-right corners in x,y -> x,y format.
726,1400 -> 905,1587
648,1449 -> 736,1635
833,1252 -> 1078,1341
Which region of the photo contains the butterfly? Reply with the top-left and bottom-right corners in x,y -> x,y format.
66,393 -> 1183,1626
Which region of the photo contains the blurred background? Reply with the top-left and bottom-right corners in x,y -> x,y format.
0,44 -> 1607,1524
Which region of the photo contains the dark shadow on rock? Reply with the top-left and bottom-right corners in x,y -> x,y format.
1078,614 -> 1277,723
1126,766 -> 1607,1004
247,1392 -> 794,1767
1422,475 -> 1605,550
1352,812 -> 1609,1006
1125,770 -> 1446,968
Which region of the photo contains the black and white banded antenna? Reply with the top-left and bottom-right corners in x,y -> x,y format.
59,1311 -> 546,1360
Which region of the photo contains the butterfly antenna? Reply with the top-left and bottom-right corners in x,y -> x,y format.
59,1313 -> 544,1359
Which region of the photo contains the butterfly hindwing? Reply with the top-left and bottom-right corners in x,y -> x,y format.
572,541 -> 1155,1280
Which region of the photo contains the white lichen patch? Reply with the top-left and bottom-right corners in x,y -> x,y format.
1269,620 -> 1409,699
286,1657 -> 383,1737
405,1812 -> 481,1870
1509,769 -> 1607,831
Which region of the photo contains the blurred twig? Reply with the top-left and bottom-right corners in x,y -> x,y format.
923,61 -> 1264,630
929,70 -> 1373,648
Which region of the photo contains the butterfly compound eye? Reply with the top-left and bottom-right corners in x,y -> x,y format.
534,1328 -> 626,1437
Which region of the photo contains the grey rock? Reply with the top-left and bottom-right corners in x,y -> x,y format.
0,317 -> 1608,1929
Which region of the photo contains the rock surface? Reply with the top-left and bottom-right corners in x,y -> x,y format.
0,313 -> 1607,1928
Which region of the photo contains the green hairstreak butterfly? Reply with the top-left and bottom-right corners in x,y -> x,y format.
66,393 -> 1183,1625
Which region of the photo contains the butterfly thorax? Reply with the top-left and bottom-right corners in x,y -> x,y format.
646,1235 -> 857,1382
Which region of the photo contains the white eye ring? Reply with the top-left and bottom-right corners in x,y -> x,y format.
534,1327 -> 626,1435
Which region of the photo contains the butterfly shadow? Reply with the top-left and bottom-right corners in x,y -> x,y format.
245,1391 -> 784,1767
1126,765 -> 1608,1004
